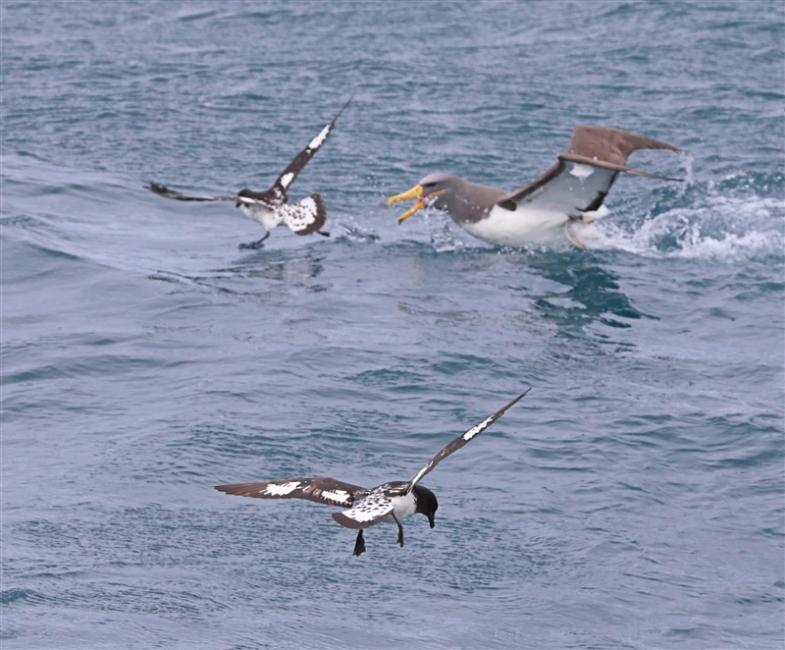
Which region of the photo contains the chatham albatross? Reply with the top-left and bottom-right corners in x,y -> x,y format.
387,126 -> 682,247
146,99 -> 351,249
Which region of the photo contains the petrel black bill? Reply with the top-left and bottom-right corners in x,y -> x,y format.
215,388 -> 531,556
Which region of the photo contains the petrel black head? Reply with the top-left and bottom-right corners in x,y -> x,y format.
413,485 -> 438,528
236,188 -> 253,208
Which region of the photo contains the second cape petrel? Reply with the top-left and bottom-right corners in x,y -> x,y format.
146,99 -> 350,249
215,388 -> 530,556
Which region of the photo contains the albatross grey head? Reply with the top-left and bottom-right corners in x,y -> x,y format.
387,172 -> 509,225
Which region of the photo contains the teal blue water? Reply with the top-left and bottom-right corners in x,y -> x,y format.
2,1 -> 784,648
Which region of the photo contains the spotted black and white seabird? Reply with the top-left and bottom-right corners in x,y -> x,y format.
145,99 -> 350,249
215,388 -> 530,556
387,126 -> 682,247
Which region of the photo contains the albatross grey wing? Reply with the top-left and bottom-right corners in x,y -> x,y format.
271,97 -> 352,197
497,126 -> 682,215
332,489 -> 394,529
406,388 -> 531,494
215,477 -> 366,508
145,182 -> 273,207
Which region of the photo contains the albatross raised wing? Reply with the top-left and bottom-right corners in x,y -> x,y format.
405,388 -> 531,494
496,126 -> 682,217
215,477 -> 366,508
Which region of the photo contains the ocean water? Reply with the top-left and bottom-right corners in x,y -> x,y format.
1,1 -> 783,648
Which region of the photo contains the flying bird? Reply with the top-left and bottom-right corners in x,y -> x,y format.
387,126 -> 682,247
215,388 -> 530,556
146,99 -> 351,249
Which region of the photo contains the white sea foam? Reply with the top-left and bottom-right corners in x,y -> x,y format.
582,187 -> 784,261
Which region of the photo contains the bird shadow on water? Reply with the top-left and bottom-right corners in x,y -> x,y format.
147,248 -> 329,297
509,249 -> 655,336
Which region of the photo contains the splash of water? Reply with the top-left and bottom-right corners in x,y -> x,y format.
583,172 -> 784,261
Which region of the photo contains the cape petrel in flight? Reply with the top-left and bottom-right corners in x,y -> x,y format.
146,99 -> 350,249
215,388 -> 530,556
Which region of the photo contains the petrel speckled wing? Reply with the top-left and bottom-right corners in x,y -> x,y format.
145,182 -> 274,208
271,97 -> 352,198
331,487 -> 395,529
405,388 -> 531,493
281,192 -> 327,236
497,126 -> 682,217
215,477 -> 366,508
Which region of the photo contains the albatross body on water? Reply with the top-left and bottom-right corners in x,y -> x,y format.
145,99 -> 350,249
215,388 -> 530,556
387,126 -> 682,247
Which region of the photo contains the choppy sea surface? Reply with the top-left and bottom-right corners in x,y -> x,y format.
2,1 -> 784,648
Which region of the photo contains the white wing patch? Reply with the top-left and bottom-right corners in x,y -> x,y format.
463,415 -> 494,441
308,124 -> 331,151
318,489 -> 352,505
262,481 -> 302,496
278,172 -> 295,190
569,163 -> 595,179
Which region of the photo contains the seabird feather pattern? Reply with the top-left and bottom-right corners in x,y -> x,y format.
145,98 -> 351,249
215,388 -> 530,556
387,125 -> 682,247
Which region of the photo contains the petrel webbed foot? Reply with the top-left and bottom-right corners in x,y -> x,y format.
392,512 -> 404,548
353,529 -> 366,557
238,231 -> 271,250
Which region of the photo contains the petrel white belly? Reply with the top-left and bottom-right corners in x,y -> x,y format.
388,492 -> 417,521
460,204 -> 569,246
240,204 -> 282,231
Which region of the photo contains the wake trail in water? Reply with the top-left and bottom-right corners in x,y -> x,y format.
583,171 -> 784,261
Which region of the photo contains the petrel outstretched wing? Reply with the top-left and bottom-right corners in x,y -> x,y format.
215,477 -> 366,508
405,388 -> 531,493
497,126 -> 682,216
145,182 -> 273,208
271,97 -> 352,196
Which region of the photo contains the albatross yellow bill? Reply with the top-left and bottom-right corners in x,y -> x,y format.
387,184 -> 445,224
387,184 -> 425,223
